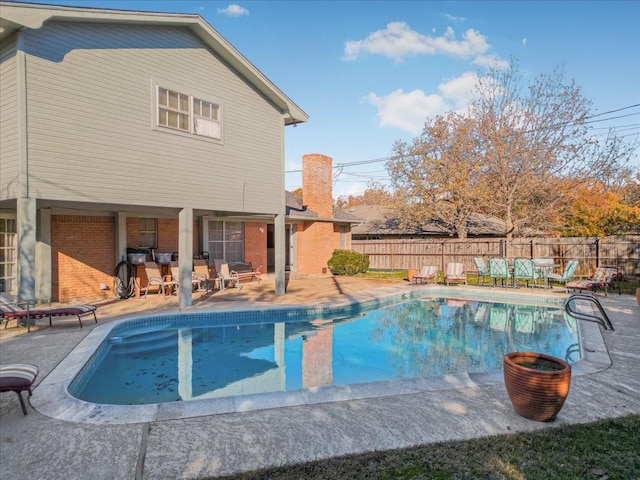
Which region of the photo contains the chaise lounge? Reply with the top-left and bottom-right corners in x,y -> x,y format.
1,294 -> 97,332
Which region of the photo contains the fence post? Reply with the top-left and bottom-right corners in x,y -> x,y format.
595,237 -> 600,268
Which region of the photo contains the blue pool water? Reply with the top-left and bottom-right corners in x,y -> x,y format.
69,296 -> 578,405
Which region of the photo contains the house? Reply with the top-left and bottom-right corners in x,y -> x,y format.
0,2 -> 354,306
347,205 -> 507,240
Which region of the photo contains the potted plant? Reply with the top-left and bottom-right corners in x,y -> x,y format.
503,351 -> 571,422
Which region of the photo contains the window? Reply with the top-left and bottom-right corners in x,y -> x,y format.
139,218 -> 157,248
207,221 -> 244,262
0,217 -> 17,294
157,86 -> 221,139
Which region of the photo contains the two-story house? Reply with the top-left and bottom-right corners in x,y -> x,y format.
0,2 -> 355,306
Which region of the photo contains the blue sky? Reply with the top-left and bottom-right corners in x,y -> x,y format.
17,0 -> 640,197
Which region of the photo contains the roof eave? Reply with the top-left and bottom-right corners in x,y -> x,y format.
0,2 -> 309,125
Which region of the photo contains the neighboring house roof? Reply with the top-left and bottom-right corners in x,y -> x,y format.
285,191 -> 361,224
0,1 -> 308,126
345,205 -> 507,237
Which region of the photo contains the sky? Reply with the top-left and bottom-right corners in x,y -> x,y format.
14,0 -> 640,198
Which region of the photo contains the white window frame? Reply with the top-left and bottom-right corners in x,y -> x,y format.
205,220 -> 244,262
0,215 -> 17,295
155,85 -> 222,140
139,218 -> 157,249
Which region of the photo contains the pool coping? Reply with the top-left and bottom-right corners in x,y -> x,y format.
31,285 -> 611,425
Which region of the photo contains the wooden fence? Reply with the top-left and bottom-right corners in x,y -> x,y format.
351,236 -> 640,278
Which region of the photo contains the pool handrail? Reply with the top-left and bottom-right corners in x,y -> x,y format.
564,294 -> 614,331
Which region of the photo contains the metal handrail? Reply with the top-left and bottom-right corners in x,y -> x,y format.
564,294 -> 614,331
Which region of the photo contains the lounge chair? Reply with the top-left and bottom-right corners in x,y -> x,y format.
444,262 -> 467,285
169,262 -> 200,293
141,262 -> 177,297
488,257 -> 512,287
1,294 -> 97,332
513,257 -> 539,288
566,266 -> 619,296
546,259 -> 579,290
473,257 -> 489,286
412,265 -> 439,284
193,259 -> 217,292
217,263 -> 243,291
0,364 -> 39,415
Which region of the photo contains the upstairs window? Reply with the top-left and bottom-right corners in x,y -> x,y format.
156,87 -> 221,140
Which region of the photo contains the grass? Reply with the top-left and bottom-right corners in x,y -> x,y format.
216,414 -> 640,479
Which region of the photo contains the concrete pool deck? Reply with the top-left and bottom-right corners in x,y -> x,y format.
1,277 -> 639,479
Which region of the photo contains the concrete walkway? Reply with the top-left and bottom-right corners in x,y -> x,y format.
1,280 -> 639,480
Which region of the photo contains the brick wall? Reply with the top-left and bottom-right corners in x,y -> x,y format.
244,222 -> 267,273
296,221 -> 341,274
52,215 -> 115,302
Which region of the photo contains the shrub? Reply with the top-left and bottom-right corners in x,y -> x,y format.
327,249 -> 370,276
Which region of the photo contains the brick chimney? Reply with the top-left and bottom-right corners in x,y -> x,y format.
302,154 -> 333,218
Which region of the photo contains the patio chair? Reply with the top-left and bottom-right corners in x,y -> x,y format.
444,262 -> 467,285
1,293 -> 97,332
141,262 -> 177,297
217,263 -> 243,291
546,259 -> 579,290
0,364 -> 39,415
193,259 -> 217,292
170,262 -> 201,293
412,265 -> 439,284
513,257 -> 539,288
488,257 -> 512,287
473,257 -> 489,286
565,266 -> 619,296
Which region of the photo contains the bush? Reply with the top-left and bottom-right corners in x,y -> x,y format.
327,249 -> 370,276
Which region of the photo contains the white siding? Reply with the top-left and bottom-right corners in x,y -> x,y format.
23,22 -> 285,213
0,38 -> 19,201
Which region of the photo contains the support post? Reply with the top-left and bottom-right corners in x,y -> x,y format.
274,213 -> 285,296
178,208 -> 193,307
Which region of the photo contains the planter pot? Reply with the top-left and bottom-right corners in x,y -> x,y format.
407,269 -> 417,283
503,351 -> 571,422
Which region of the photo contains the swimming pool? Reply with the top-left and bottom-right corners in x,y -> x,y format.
68,292 -> 577,406
34,286 -> 607,424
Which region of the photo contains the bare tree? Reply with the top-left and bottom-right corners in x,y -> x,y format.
386,59 -> 637,239
387,113 -> 485,238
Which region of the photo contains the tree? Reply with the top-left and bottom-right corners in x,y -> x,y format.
386,59 -> 637,239
334,185 -> 392,210
387,113 -> 485,238
561,180 -> 640,236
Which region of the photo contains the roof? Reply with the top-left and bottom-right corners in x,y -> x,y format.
285,191 -> 361,224
0,1 -> 308,126
345,205 -> 507,237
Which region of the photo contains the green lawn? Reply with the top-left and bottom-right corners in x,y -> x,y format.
217,415 -> 640,479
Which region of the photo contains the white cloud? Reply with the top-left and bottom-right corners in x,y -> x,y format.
334,180 -> 367,198
522,37 -> 527,46
472,54 -> 510,69
365,72 -> 481,134
218,4 -> 249,17
442,13 -> 466,22
343,22 -> 490,62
